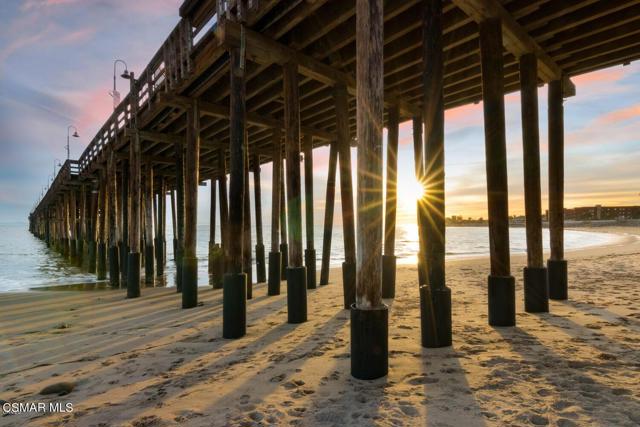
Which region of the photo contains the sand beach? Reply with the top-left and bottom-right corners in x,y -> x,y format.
1,226 -> 639,427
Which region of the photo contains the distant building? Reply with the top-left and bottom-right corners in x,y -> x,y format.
560,205 -> 640,221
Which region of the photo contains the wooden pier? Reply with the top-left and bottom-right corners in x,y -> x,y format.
28,0 -> 640,379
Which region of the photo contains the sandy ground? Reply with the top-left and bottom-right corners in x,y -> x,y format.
1,226 -> 639,427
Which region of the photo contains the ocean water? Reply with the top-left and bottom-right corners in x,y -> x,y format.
0,222 -> 620,292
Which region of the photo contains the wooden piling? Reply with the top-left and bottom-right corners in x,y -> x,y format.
355,0 -> 384,309
335,84 -> 356,308
319,143 -> 338,286
108,150 -> 120,286
253,154 -> 266,284
303,134 -> 316,289
156,176 -> 166,276
97,171 -> 107,280
351,0 -> 388,381
268,130 -> 282,295
420,0 -> 452,347
283,60 -> 307,323
520,53 -> 549,312
382,104 -> 399,298
279,166 -> 288,274
208,176 -> 217,275
520,53 -> 544,269
120,160 -> 129,285
548,78 -> 568,300
223,45 -> 247,339
479,18 -> 515,326
243,135 -> 253,298
182,99 -> 200,308
175,140 -> 185,292
144,163 -> 155,284
127,72 -> 141,298
218,150 -> 229,274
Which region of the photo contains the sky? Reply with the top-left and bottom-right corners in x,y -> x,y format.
1,0 -> 639,227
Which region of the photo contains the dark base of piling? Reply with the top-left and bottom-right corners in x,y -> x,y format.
350,303 -> 388,380
97,242 -> 107,280
223,273 -> 247,339
268,251 -> 281,296
75,239 -> 83,267
304,249 -> 317,289
62,238 -> 69,258
524,266 -> 549,313
419,285 -> 452,348
209,244 -> 224,289
108,245 -> 120,287
69,239 -> 77,263
547,259 -> 568,300
342,261 -> 356,309
156,239 -> 164,276
256,243 -> 266,283
173,238 -> 178,261
488,275 -> 516,327
144,245 -> 154,283
418,251 -> 427,287
88,241 -> 97,274
119,242 -> 128,285
182,256 -> 198,309
382,255 -> 396,299
286,266 -> 307,324
127,252 -> 141,298
280,243 -> 289,277
175,247 -> 183,293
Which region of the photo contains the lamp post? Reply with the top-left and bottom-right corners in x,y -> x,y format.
109,59 -> 130,110
66,126 -> 79,160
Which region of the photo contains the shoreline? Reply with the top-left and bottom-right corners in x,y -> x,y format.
5,226 -> 634,294
1,226 -> 639,426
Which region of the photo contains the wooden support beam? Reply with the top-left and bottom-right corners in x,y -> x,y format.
243,132 -> 253,298
480,18 -> 511,278
270,131 -> 282,254
422,0 -> 446,292
283,62 -> 304,268
451,0 -> 575,96
303,134 -> 316,289
355,0 -> 384,309
253,153 -> 266,284
520,52 -> 548,313
480,17 -> 515,327
144,163 -> 155,283
97,171 -> 108,280
157,176 -> 166,276
217,150 -> 229,273
182,98 -> 200,308
174,140 -> 186,292
120,160 -> 129,285
335,84 -> 356,309
520,53 -> 544,269
283,60 -> 307,323
127,72 -> 142,298
107,150 -> 120,286
319,142 -> 338,286
547,78 -> 568,300
383,105 -> 399,258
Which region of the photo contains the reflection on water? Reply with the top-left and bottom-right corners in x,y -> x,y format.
0,222 -> 620,292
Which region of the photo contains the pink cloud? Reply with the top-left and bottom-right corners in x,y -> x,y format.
595,104 -> 640,125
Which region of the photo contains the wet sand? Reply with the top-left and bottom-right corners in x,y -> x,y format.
1,226 -> 639,426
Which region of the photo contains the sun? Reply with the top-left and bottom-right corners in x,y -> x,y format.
397,177 -> 427,211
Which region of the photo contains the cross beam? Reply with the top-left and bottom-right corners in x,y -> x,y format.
452,0 -> 575,97
216,19 -> 423,118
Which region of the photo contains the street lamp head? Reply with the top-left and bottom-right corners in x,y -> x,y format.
121,69 -> 131,79
72,131 -> 79,138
